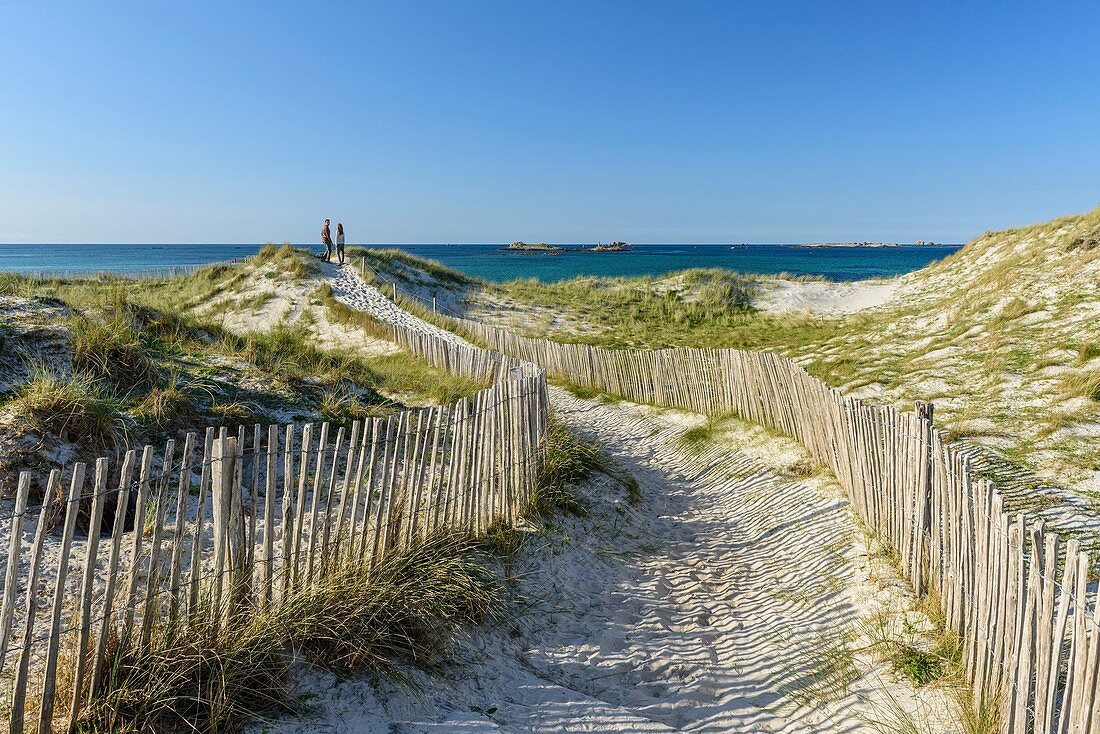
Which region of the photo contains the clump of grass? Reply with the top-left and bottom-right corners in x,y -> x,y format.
858,591 -> 962,688
695,274 -> 755,309
781,631 -> 858,706
13,369 -> 129,453
319,386 -> 382,424
80,535 -> 499,732
530,419 -> 603,517
677,415 -> 729,453
209,400 -> 259,425
1057,368 -> 1100,402
988,297 -> 1033,329
955,689 -> 1000,734
1075,341 -> 1100,364
237,291 -> 276,311
287,535 -> 501,677
70,310 -> 155,390
786,457 -> 817,477
132,382 -> 197,429
353,247 -> 475,286
478,521 -> 529,561
254,243 -> 318,279
365,353 -> 489,406
0,272 -> 33,297
559,381 -> 601,400
621,473 -> 643,505
889,643 -> 943,686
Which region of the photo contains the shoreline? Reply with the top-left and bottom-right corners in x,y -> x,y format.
0,242 -> 962,283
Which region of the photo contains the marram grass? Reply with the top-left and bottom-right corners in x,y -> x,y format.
77,534 -> 500,733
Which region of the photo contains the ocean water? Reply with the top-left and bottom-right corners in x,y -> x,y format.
0,243 -> 961,282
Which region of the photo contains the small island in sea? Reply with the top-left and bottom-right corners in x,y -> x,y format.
503,241 -> 563,252
793,240 -> 942,248
590,241 -> 633,252
501,241 -> 634,253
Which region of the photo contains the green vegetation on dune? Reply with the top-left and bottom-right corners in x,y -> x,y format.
0,243 -> 314,312
0,245 -> 487,475
13,369 -> 130,453
347,246 -> 476,287
78,535 -> 500,733
487,269 -> 779,349
460,208 -> 1100,499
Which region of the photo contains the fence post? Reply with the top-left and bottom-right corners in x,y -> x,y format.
211,437 -> 238,618
914,400 -> 934,593
393,282 -> 398,301
433,296 -> 437,314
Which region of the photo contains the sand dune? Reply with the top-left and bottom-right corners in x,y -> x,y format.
244,270 -> 959,733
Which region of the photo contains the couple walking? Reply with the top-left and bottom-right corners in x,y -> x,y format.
320,218 -> 346,264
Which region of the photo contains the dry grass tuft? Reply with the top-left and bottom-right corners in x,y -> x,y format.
132,380 -> 198,428
13,369 -> 129,453
79,535 -> 499,733
529,418 -> 603,517
70,310 -> 155,390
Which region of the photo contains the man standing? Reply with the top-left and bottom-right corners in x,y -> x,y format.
320,218 -> 333,262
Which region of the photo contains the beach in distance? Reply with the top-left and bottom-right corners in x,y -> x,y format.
0,242 -> 960,281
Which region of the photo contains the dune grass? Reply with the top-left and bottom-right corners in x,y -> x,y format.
77,535 -> 500,733
348,247 -> 475,286
12,369 -> 130,453
131,379 -> 200,429
70,309 -> 157,391
467,208 -> 1100,497
318,385 -> 379,424
488,269 -> 781,349
0,246 -> 490,461
529,418 -> 607,517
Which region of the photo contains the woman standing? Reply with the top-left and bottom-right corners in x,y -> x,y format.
320,218 -> 333,262
336,223 -> 346,265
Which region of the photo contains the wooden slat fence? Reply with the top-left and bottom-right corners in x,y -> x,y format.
446,314 -> 1099,734
0,323 -> 548,732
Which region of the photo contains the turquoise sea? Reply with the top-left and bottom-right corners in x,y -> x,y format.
0,243 -> 961,282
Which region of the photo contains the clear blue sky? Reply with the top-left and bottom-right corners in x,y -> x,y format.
2,1 -> 1098,244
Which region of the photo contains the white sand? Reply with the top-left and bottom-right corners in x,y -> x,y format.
195,259 -> 400,357
246,392 -> 956,733
751,279 -> 898,315
0,269 -> 960,732
239,273 -> 959,733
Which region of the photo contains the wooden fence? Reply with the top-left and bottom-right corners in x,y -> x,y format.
0,322 -> 548,732
446,315 -> 1100,734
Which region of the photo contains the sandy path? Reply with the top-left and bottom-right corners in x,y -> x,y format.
242,272 -> 957,732
249,390 -> 954,733
326,263 -> 467,347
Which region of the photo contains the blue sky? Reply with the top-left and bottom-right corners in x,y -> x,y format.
2,1 -> 1098,244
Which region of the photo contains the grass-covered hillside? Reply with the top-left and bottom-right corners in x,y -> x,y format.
797,209 -> 1100,501
377,210 -> 1099,526
0,245 -> 486,492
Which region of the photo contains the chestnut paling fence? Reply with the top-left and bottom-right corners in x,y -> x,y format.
0,323 -> 548,733
442,313 -> 1099,734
